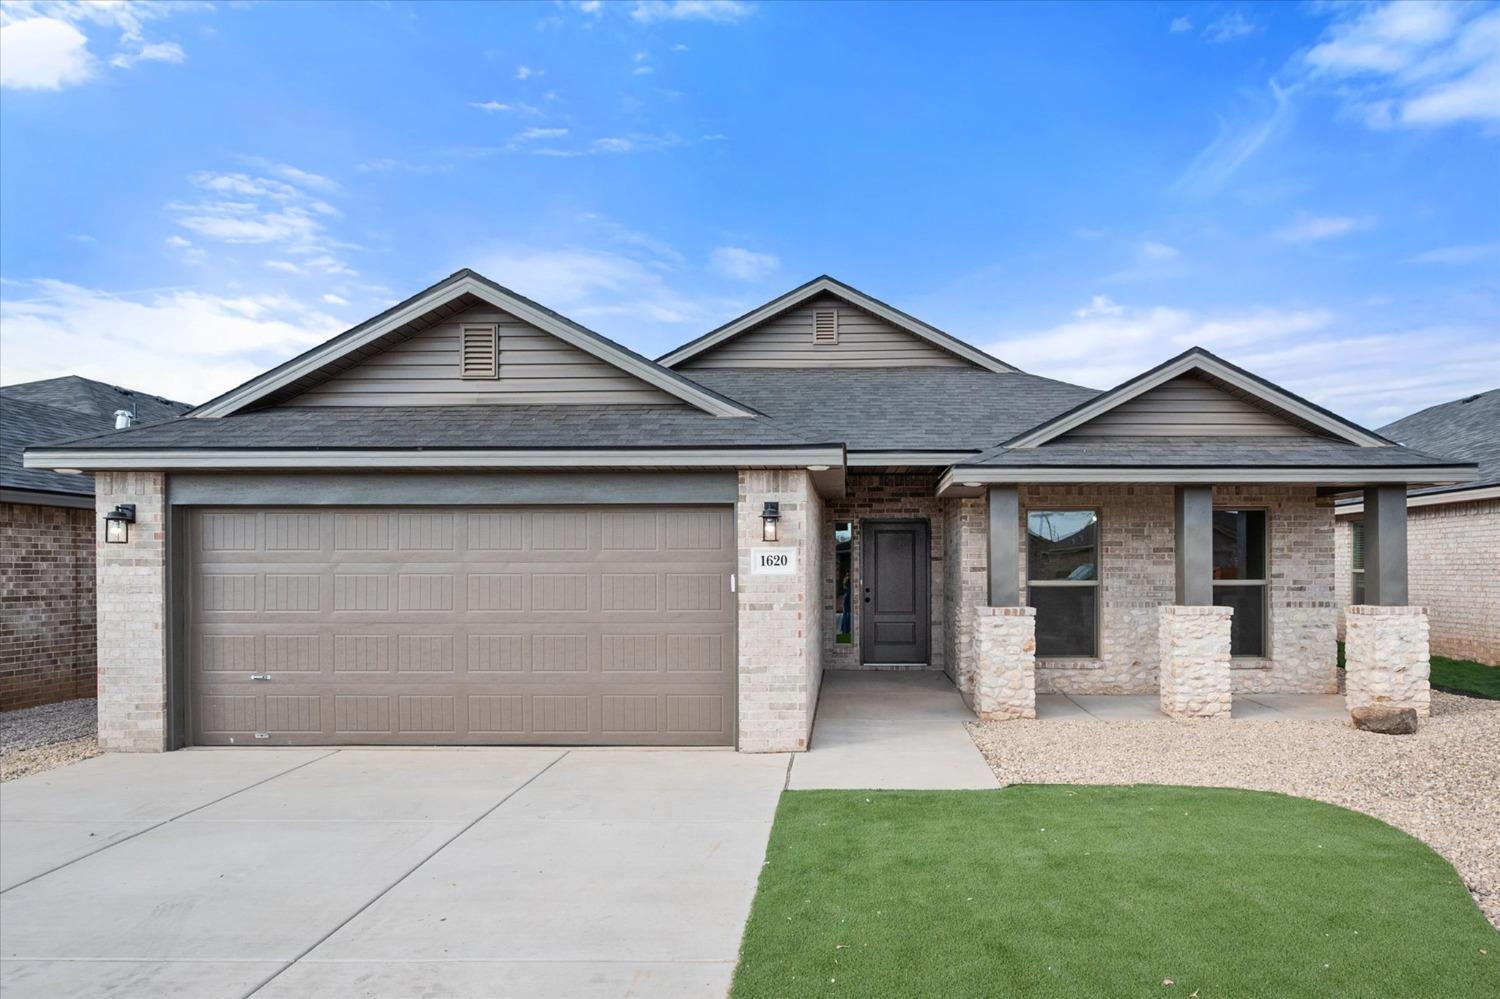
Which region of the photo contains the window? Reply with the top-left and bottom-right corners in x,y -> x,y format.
1350,520 -> 1366,605
1212,509 -> 1267,657
833,522 -> 853,644
1026,510 -> 1099,657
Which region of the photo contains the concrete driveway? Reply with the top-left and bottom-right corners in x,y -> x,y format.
0,747 -> 789,999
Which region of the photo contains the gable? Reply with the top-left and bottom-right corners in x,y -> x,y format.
1059,374 -> 1319,439
677,293 -> 974,369
288,305 -> 679,407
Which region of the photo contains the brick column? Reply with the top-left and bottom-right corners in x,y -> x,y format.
1158,605 -> 1232,719
737,470 -> 822,752
970,605 -> 1036,719
1345,605 -> 1430,718
943,495 -> 988,696
95,471 -> 169,752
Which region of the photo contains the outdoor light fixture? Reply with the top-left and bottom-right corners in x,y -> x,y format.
761,501 -> 780,542
104,503 -> 136,544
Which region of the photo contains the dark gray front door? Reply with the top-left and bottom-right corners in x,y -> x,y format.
860,520 -> 930,664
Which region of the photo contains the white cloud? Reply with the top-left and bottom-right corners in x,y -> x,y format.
1137,241 -> 1180,261
630,1 -> 754,24
1273,214 -> 1374,243
1204,12 -> 1256,43
470,100 -> 511,112
708,246 -> 779,281
514,126 -> 569,142
1409,242 -> 1500,264
167,166 -> 355,272
321,293 -> 350,306
515,64 -> 539,80
633,65 -> 654,76
1304,2 -> 1500,129
0,278 -> 345,404
108,39 -> 182,69
575,0 -> 603,13
0,17 -> 92,89
1169,17 -> 1192,34
1172,81 -> 1293,198
593,137 -> 634,153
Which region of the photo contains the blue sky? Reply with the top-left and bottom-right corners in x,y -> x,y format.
1,0 -> 1497,426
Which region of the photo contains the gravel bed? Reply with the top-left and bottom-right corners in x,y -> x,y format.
1,698 -> 100,782
970,692 -> 1500,928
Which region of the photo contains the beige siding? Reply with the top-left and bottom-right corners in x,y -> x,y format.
1061,374 -> 1316,437
292,307 -> 679,406
680,294 -> 972,369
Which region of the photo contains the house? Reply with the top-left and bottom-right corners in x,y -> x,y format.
1,377 -> 190,710
23,271 -> 1477,751
1335,388 -> 1499,666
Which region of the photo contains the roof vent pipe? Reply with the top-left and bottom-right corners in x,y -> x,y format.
114,409 -> 135,430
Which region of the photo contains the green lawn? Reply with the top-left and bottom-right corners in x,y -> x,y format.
1337,641 -> 1500,699
733,787 -> 1498,998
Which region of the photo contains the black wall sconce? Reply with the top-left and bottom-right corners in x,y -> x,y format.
761,501 -> 780,542
104,503 -> 136,544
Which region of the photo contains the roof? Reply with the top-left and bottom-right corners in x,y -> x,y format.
1,377 -> 191,500
189,269 -> 755,419
1376,388 -> 1500,497
657,275 -> 1016,373
680,368 -> 1099,452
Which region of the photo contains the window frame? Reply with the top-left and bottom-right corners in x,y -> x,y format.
1024,506 -> 1102,660
1350,519 -> 1366,606
1211,506 -> 1270,659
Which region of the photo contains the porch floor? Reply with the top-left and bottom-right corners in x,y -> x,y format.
1037,692 -> 1348,721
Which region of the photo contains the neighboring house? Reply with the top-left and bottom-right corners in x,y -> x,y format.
1,378 -> 191,710
24,271 -> 1475,751
1335,389 -> 1499,666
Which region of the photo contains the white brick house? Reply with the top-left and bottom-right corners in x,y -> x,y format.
25,271 -> 1477,752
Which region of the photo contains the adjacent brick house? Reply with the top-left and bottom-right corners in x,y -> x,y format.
23,271 -> 1476,750
0,378 -> 189,710
1335,388 -> 1499,666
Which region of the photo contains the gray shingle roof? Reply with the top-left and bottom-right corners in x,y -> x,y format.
679,368 -> 1100,451
36,405 -> 825,451
1375,388 -> 1500,495
1,376 -> 190,425
963,437 -> 1468,469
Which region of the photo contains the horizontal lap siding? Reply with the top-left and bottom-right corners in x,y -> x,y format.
682,294 -> 972,368
1062,375 -> 1316,437
292,308 -> 679,406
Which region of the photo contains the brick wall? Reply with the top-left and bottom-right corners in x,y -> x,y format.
1336,497 -> 1500,665
95,471 -> 169,751
737,469 -> 823,752
821,472 -> 947,671
0,502 -> 97,710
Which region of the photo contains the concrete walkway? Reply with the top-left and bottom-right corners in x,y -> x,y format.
0,747 -> 789,999
788,671 -> 999,790
1037,692 -> 1348,721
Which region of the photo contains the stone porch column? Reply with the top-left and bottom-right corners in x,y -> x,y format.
970,605 -> 1036,719
1345,486 -> 1430,718
1158,605 -> 1233,718
95,471 -> 169,752
736,469 -> 823,752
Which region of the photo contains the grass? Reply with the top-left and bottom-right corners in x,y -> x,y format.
1337,641 -> 1500,699
732,787 -> 1498,998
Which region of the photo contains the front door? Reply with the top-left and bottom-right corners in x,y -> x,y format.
860,520 -> 930,665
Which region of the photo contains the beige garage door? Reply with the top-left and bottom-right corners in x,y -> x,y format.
188,505 -> 736,746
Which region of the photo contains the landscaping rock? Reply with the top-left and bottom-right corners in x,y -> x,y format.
1351,706 -> 1419,735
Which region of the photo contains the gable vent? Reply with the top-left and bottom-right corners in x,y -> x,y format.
460,325 -> 498,379
813,308 -> 839,345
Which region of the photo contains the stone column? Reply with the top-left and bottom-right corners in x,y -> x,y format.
94,471 -> 169,752
1157,605 -> 1233,719
970,605 -> 1036,719
1345,605 -> 1430,718
944,495 -> 988,697
736,469 -> 823,752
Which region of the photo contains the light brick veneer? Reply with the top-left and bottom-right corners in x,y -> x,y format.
94,472 -> 169,752
1345,605 -> 1431,718
1337,498 -> 1499,666
942,495 -> 988,695
822,473 -> 946,671
0,502 -> 97,710
1158,605 -> 1233,719
737,469 -> 823,752
970,605 -> 1036,719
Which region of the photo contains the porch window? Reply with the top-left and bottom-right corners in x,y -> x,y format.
1026,510 -> 1099,657
1212,509 -> 1267,657
834,522 -> 853,644
1350,520 -> 1366,604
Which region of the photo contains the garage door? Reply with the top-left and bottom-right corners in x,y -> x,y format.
188,506 -> 736,746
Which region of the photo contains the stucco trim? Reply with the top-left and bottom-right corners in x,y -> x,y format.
937,464 -> 1478,494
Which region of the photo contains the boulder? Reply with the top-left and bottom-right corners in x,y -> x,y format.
1351,706 -> 1419,735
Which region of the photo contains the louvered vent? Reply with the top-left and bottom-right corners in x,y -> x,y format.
460,325 -> 498,379
1351,520 -> 1365,572
813,308 -> 839,345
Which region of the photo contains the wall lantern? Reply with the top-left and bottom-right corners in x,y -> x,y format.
104,503 -> 136,544
761,501 -> 780,542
